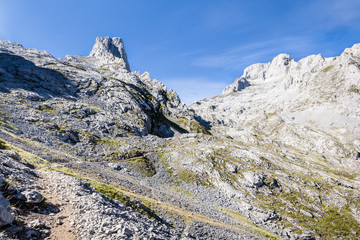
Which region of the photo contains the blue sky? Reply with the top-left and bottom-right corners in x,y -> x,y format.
1,0 -> 360,104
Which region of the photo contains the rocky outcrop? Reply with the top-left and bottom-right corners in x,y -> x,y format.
89,36 -> 131,71
222,77 -> 250,94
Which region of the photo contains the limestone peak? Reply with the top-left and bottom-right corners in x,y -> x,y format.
89,36 -> 130,71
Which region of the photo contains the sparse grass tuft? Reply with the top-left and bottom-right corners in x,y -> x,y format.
315,206 -> 360,238
322,65 -> 334,72
0,138 -> 9,149
39,105 -> 55,114
128,157 -> 156,177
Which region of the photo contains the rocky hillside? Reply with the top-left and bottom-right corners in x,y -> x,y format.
190,44 -> 360,238
0,38 -> 360,239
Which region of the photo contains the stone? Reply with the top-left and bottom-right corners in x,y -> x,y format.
1,150 -> 21,161
222,77 -> 250,94
0,193 -> 14,227
22,190 -> 45,203
89,36 -> 131,71
107,163 -> 122,171
28,219 -> 46,228
243,172 -> 265,188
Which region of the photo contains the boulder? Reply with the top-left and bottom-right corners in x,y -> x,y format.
22,190 -> 44,203
243,172 -> 265,188
0,192 -> 14,227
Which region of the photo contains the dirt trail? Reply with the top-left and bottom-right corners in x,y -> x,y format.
36,176 -> 76,240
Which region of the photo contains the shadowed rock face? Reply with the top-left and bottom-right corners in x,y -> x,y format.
0,53 -> 77,98
89,36 -> 131,71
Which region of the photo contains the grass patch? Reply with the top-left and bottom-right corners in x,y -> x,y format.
169,186 -> 197,199
39,105 -> 55,114
218,207 -> 281,240
176,169 -> 212,187
177,170 -> 200,184
0,136 -> 50,168
0,138 -> 9,149
128,157 -> 156,177
315,206 -> 360,239
322,65 -> 334,72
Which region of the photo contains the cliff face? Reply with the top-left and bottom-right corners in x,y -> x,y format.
1,38 -> 360,239
0,38 -> 208,158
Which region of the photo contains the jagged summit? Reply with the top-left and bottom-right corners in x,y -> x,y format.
89,36 -> 130,71
222,43 -> 360,94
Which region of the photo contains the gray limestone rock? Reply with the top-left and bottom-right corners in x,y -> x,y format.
22,190 -> 44,203
222,77 -> 250,94
89,36 -> 131,71
28,219 -> 46,228
0,192 -> 14,227
243,172 -> 265,188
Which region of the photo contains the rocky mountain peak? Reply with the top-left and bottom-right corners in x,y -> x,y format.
271,53 -> 292,66
89,36 -> 130,71
344,43 -> 360,55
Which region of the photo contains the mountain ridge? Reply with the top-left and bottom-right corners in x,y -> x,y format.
0,37 -> 360,239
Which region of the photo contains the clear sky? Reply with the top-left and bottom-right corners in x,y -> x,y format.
1,0 -> 360,104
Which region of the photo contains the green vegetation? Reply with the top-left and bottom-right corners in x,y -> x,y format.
128,157 -> 156,177
322,65 -> 334,72
256,186 -> 360,239
189,119 -> 211,134
74,65 -> 86,71
0,108 -> 18,131
99,68 -> 110,71
265,111 -> 277,117
328,169 -> 357,180
92,181 -> 159,219
218,207 -> 281,240
176,169 -> 212,187
100,137 -> 121,147
1,179 -> 12,190
314,206 -> 360,239
0,135 -> 50,167
177,170 -> 200,184
169,186 -> 197,199
0,138 -> 9,149
39,105 -> 55,114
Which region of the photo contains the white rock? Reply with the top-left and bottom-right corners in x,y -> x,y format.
89,36 -> 130,71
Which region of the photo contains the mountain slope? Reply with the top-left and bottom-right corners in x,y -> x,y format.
1,38 -> 360,239
190,44 -> 360,238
